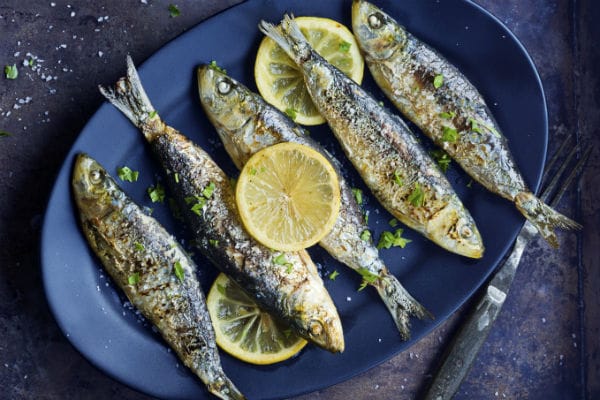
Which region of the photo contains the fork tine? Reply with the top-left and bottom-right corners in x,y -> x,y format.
540,142 -> 580,202
547,147 -> 592,208
541,135 -> 573,183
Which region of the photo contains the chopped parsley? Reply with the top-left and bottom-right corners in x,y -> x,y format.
468,117 -> 483,133
148,110 -> 157,119
5,64 -> 18,79
133,241 -> 144,251
439,111 -> 456,119
190,198 -> 207,216
430,149 -> 451,173
273,254 -> 293,273
329,270 -> 340,281
389,218 -> 398,227
208,60 -> 227,74
393,170 -> 403,186
441,126 -> 458,142
364,210 -> 370,224
357,268 -> 379,291
168,4 -> 180,17
285,108 -> 297,120
209,239 -> 219,247
377,228 -> 412,250
174,173 -> 179,183
352,187 -> 363,206
339,40 -> 351,52
466,179 -> 473,188
433,74 -> 444,89
128,273 -> 140,285
186,182 -> 215,215
407,183 -> 425,207
0,130 -> 11,137
147,183 -> 166,203
173,261 -> 185,282
249,167 -> 257,175
202,182 -> 216,198
360,229 -> 371,242
117,166 -> 139,182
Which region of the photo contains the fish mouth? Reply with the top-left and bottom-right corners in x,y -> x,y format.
427,203 -> 484,259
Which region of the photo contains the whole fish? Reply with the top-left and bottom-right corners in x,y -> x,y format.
259,16 -> 484,259
197,65 -> 432,339
351,0 -> 580,247
99,56 -> 344,353
72,153 -> 244,400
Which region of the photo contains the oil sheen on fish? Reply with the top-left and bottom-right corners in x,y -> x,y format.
72,154 -> 244,400
99,56 -> 344,353
197,65 -> 432,339
259,16 -> 484,259
352,0 -> 581,247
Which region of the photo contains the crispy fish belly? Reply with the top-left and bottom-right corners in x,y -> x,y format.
352,0 -> 580,247
259,16 -> 484,259
99,56 -> 344,353
71,154 -> 244,400
197,65 -> 432,339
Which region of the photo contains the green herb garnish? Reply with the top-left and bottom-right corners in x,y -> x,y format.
147,183 -> 165,203
128,273 -> 140,285
117,166 -> 139,182
441,126 -> 458,142
0,130 -> 11,137
339,40 -> 351,52
191,197 -> 207,216
377,228 -> 412,250
407,183 -> 424,207
466,179 -> 473,188
430,149 -> 451,173
364,210 -> 370,224
168,4 -> 180,17
393,170 -> 403,186
439,111 -> 456,119
5,64 -> 18,79
360,229 -> 371,242
352,187 -> 363,206
329,270 -> 340,281
148,110 -> 157,119
389,218 -> 398,227
433,74 -> 444,89
134,242 -> 144,252
273,254 -> 293,272
174,173 -> 179,183
285,108 -> 297,120
208,60 -> 227,74
209,239 -> 219,247
174,261 -> 184,281
202,182 -> 216,198
357,268 -> 379,291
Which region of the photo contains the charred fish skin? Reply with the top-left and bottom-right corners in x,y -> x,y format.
71,154 -> 244,400
352,0 -> 580,247
198,65 -> 432,339
258,16 -> 484,259
99,56 -> 344,353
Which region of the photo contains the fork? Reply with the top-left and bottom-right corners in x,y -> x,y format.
423,136 -> 592,400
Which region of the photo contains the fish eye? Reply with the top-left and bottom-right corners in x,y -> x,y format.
368,13 -> 384,29
89,169 -> 103,184
460,224 -> 473,238
217,78 -> 232,95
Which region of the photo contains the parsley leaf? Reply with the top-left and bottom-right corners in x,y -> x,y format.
191,197 -> 207,216
117,166 -> 139,182
357,268 -> 379,291
208,60 -> 227,74
393,170 -> 403,186
430,149 -> 451,173
389,218 -> 398,227
202,182 -> 216,198
285,108 -> 297,120
148,110 -> 157,119
329,270 -> 340,280
360,229 -> 371,242
339,40 -> 351,52
407,183 -> 424,207
173,261 -> 184,282
5,64 -> 18,79
174,173 -> 179,183
273,254 -> 293,273
133,242 -> 144,252
433,74 -> 444,89
352,187 -> 363,206
439,111 -> 456,119
168,4 -> 180,17
441,126 -> 458,142
147,183 -> 166,203
128,273 -> 140,285
209,239 -> 219,247
377,228 -> 412,250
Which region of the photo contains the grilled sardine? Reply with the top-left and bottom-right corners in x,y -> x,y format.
197,65 -> 432,339
72,153 -> 244,400
259,16 -> 484,258
352,0 -> 580,247
99,56 -> 344,352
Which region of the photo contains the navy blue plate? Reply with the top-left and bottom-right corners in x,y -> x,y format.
41,0 -> 547,399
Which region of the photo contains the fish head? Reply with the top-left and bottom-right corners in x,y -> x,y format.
197,65 -> 264,168
427,199 -> 484,259
351,0 -> 407,60
72,153 -> 120,220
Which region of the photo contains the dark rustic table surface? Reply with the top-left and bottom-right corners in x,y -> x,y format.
1,1 -> 598,399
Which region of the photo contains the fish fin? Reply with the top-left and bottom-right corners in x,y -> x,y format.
98,55 -> 155,130
208,375 -> 246,400
514,191 -> 582,248
375,270 -> 433,340
258,15 -> 310,63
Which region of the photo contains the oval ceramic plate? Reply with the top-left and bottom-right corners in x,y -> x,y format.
41,0 -> 547,399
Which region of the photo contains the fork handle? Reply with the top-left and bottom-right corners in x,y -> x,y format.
423,229 -> 531,400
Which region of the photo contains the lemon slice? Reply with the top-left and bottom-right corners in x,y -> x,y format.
206,273 -> 307,365
235,142 -> 341,252
255,16 -> 364,125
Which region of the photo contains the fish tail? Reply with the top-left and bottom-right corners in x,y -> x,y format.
375,271 -> 433,340
99,55 -> 156,130
208,375 -> 246,400
515,191 -> 582,248
258,15 -> 311,63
